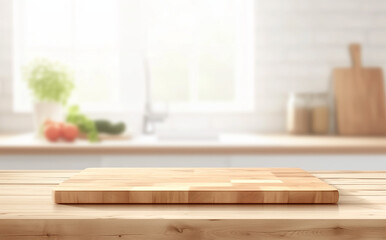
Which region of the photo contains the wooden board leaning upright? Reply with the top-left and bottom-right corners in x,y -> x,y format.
334,43 -> 386,135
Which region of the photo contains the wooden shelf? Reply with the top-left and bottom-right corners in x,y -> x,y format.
1,133 -> 386,155
0,170 -> 385,239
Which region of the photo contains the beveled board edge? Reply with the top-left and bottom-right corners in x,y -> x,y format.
53,189 -> 339,204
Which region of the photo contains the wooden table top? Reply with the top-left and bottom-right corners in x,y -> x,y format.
0,170 -> 385,239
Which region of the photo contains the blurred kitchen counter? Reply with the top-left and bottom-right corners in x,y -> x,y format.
1,133 -> 386,155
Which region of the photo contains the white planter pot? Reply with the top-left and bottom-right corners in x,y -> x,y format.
33,101 -> 64,137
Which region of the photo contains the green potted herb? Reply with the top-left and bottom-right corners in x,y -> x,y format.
24,58 -> 74,136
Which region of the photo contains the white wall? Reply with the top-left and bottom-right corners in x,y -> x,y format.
2,0 -> 386,133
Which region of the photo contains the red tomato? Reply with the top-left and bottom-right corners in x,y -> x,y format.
62,123 -> 79,142
44,124 -> 61,142
57,122 -> 65,137
43,119 -> 55,127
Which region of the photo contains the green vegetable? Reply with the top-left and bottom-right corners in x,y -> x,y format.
66,105 -> 99,142
24,58 -> 74,105
110,122 -> 126,135
94,120 -> 111,132
95,120 -> 126,135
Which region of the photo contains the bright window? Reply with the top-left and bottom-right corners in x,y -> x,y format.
13,0 -> 254,113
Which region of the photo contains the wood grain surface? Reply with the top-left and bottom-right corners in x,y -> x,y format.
53,168 -> 339,204
0,170 -> 385,239
333,44 -> 386,135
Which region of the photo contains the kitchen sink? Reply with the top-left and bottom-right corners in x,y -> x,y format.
157,132 -> 219,141
133,132 -> 220,143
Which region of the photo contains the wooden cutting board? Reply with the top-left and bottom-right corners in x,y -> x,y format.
53,168 -> 339,204
333,44 -> 386,135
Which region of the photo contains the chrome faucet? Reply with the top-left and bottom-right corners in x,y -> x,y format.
143,103 -> 167,135
142,58 -> 168,135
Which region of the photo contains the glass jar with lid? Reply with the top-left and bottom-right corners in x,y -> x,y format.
310,93 -> 329,135
287,92 -> 311,135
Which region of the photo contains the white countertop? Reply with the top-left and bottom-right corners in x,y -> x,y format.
1,133 -> 386,155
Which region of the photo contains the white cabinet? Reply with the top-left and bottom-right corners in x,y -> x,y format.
0,155 -> 102,170
0,155 -> 385,170
100,155 -> 231,168
0,155 -> 231,169
229,155 -> 386,171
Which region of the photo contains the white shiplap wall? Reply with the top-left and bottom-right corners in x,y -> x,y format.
1,0 -> 386,133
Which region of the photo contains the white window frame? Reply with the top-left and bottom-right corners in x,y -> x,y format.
12,0 -> 255,114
